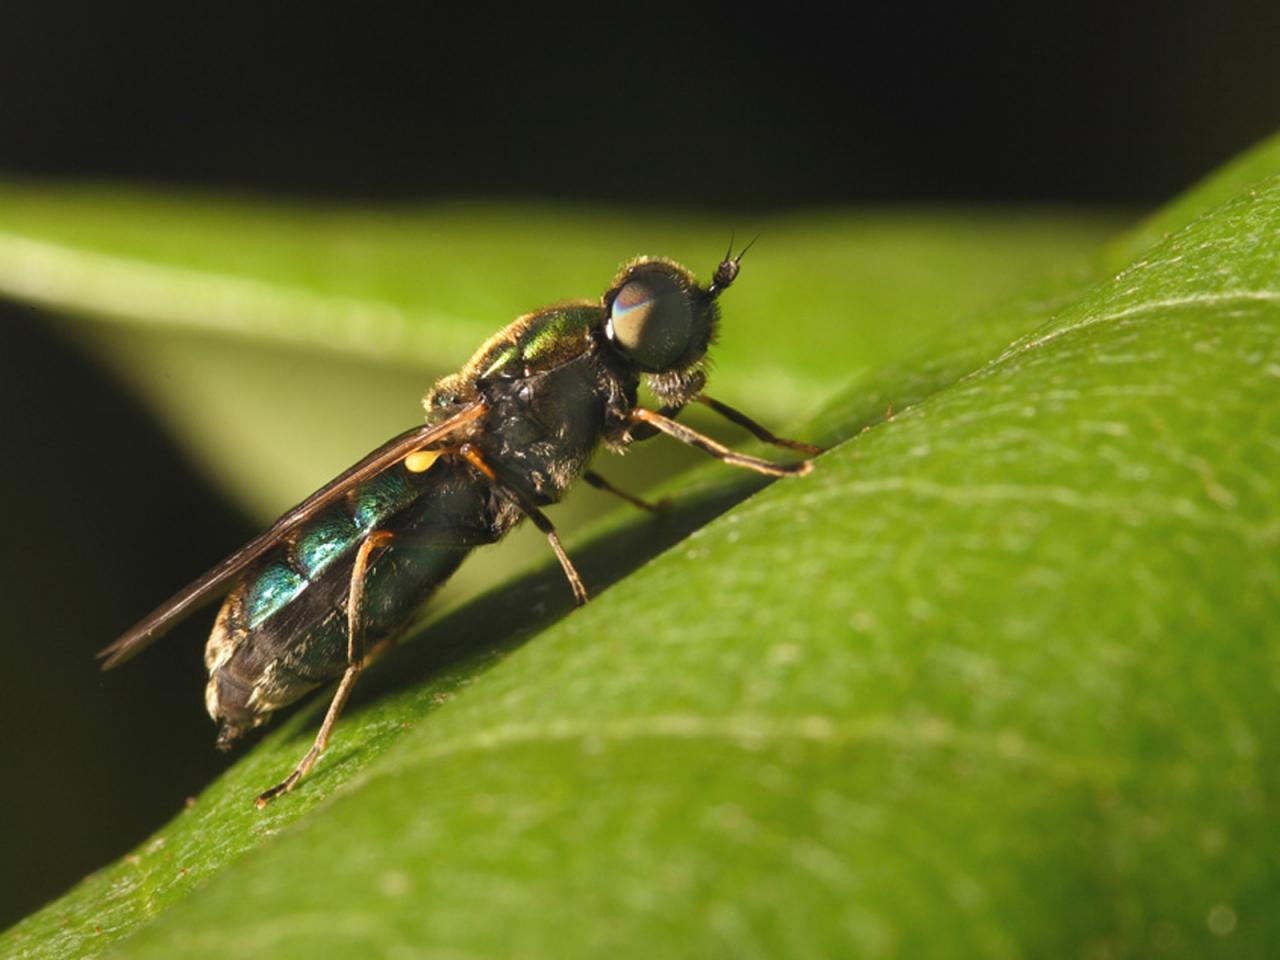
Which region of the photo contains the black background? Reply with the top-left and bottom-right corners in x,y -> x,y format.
2,2 -> 1278,930
4,6 -> 1277,206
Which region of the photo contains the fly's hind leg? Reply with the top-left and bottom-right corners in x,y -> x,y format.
256,530 -> 394,807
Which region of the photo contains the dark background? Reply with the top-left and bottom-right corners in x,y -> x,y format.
2,2 -> 1277,930
4,6 -> 1277,206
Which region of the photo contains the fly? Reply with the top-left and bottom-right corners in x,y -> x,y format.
97,245 -> 821,806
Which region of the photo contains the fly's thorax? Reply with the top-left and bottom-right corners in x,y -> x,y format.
422,302 -> 602,419
475,350 -> 616,504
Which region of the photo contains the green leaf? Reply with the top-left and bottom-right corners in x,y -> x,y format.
6,134 -> 1280,958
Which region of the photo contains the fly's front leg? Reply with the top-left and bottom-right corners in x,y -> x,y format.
695,395 -> 824,455
256,529 -> 394,807
629,408 -> 816,477
459,444 -> 589,606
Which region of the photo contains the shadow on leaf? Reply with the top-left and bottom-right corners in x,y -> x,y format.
355,471 -> 776,710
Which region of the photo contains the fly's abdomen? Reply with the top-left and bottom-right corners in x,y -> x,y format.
205,459 -> 500,745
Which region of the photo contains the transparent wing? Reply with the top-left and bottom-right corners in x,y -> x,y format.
96,402 -> 485,669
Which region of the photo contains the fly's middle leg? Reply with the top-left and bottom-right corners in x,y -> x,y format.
459,444 -> 589,606
583,469 -> 666,513
256,529 -> 394,807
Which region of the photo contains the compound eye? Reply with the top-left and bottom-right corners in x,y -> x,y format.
606,269 -> 694,371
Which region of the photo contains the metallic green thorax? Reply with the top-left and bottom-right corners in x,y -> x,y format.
425,302 -> 600,415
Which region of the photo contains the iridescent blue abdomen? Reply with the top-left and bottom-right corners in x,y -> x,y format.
238,468 -> 419,632
205,458 -> 505,740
